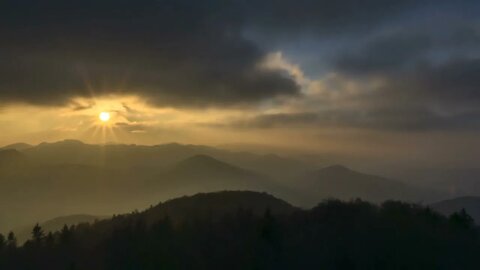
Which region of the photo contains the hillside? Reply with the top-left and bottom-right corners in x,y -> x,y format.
1,191 -> 478,270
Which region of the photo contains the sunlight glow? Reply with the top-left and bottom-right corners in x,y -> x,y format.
99,112 -> 111,122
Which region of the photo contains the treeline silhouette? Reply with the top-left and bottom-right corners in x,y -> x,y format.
0,194 -> 479,269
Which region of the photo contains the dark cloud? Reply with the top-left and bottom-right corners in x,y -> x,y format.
1,0 -> 464,108
334,33 -> 433,75
0,0 -> 300,107
389,58 -> 480,107
338,58 -> 480,111
327,20 -> 480,131
245,0 -> 421,35
332,18 -> 480,76
304,58 -> 480,131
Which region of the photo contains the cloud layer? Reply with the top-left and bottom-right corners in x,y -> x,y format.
1,0 -> 480,132
0,0 -> 301,107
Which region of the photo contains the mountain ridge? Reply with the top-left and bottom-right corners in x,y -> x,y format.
14,140 -> 315,178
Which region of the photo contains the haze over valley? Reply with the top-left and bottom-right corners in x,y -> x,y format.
0,139 -> 476,234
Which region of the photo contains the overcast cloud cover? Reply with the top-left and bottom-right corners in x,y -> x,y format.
1,0 -> 480,131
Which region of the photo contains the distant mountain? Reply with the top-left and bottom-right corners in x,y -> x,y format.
298,165 -> 441,204
431,197 -> 480,223
0,140 -> 446,233
0,150 -> 299,233
14,214 -> 107,244
151,155 -> 297,202
0,143 -> 32,151
19,140 -> 314,177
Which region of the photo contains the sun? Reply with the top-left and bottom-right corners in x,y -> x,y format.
99,112 -> 111,122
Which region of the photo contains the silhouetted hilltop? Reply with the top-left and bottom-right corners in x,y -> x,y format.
142,191 -> 296,225
59,191 -> 297,246
431,196 -> 480,223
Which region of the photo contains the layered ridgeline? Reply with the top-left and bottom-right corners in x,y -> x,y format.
0,140 -> 446,232
2,140 -> 314,178
0,191 -> 478,270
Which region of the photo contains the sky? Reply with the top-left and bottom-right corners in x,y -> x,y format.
1,0 -> 480,170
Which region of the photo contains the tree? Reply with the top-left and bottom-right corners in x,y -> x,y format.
45,232 -> 55,247
60,224 -> 72,245
32,223 -> 45,243
7,232 -> 16,248
0,233 -> 5,250
449,208 -> 474,229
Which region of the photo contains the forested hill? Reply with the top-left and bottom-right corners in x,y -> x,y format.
0,191 -> 479,270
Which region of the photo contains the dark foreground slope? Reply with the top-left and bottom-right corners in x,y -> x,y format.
1,191 -> 479,270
